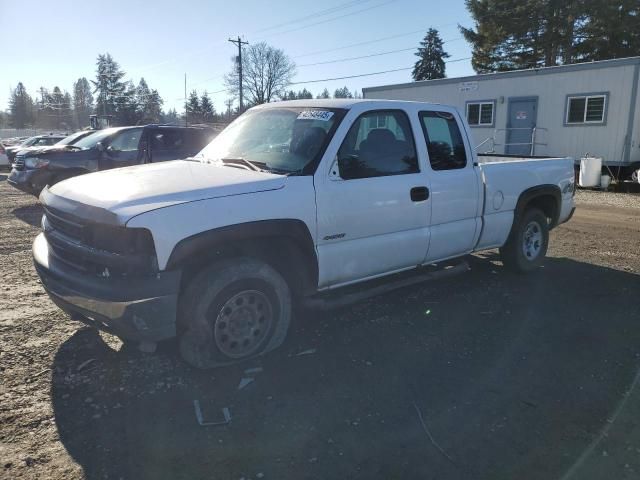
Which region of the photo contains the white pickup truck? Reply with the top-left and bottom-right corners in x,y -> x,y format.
33,99 -> 575,368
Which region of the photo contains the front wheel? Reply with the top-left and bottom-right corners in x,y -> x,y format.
500,208 -> 549,273
178,257 -> 292,369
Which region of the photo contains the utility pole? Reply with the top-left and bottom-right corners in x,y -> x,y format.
228,36 -> 249,112
184,73 -> 188,127
225,98 -> 233,121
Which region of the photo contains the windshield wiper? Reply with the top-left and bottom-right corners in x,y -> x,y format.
220,157 -> 267,172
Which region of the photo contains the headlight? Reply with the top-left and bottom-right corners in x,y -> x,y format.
24,157 -> 49,169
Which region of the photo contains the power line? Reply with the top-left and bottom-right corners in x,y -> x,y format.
297,37 -> 463,67
289,57 -> 471,85
254,0 -> 375,33
292,24 -> 459,58
260,0 -> 397,39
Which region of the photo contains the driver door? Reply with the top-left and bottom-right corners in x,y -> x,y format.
315,108 -> 431,288
99,128 -> 144,170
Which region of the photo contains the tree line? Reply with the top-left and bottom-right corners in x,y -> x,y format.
413,0 -> 640,81
6,53 -> 174,130
462,0 -> 640,72
6,1 -> 637,129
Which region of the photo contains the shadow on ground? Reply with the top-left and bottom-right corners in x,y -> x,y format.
12,203 -> 43,227
0,174 -> 8,181
50,256 -> 640,480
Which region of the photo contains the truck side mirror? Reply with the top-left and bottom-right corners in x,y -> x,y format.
96,142 -> 105,153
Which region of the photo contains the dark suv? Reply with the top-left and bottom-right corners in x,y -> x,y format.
8,125 -> 215,196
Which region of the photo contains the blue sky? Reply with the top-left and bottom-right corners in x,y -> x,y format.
0,0 -> 475,113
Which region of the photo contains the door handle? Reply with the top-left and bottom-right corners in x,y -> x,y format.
410,186 -> 429,202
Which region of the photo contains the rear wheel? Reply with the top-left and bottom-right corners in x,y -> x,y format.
500,208 -> 549,273
178,257 -> 291,369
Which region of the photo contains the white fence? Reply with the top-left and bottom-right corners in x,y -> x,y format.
0,128 -> 70,140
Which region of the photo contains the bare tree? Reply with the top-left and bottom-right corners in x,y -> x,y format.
225,42 -> 296,107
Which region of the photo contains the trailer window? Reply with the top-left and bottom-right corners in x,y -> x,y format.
419,111 -> 467,171
466,101 -> 494,126
566,94 -> 607,124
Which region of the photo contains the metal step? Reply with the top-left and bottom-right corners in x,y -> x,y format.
303,259 -> 470,310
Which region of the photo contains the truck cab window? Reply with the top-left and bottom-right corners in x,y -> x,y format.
419,111 -> 467,171
337,110 -> 418,180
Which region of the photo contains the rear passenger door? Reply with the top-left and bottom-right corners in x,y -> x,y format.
149,128 -> 187,162
419,110 -> 481,262
315,109 -> 431,287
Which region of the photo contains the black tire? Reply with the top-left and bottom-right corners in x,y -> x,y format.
500,208 -> 549,273
178,257 -> 292,369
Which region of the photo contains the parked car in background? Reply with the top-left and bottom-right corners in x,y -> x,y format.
1,137 -> 29,168
0,143 -> 9,169
5,134 -> 67,163
1,136 -> 30,146
8,125 -> 215,196
12,130 -> 95,162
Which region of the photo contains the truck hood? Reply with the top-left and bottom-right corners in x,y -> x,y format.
47,160 -> 287,223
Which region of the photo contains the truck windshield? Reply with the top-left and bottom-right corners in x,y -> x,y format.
196,107 -> 345,174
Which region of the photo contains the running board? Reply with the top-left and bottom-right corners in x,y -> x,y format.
303,259 -> 470,310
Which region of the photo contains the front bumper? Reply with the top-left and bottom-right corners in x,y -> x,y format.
7,168 -> 48,195
33,233 -> 181,342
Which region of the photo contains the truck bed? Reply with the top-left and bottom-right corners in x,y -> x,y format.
473,154 -> 575,251
478,153 -> 571,164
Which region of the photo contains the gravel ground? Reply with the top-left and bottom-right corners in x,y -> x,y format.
576,188 -> 640,209
1,176 -> 639,480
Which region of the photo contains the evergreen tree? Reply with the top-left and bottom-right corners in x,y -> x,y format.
283,90 -> 297,100
49,86 -> 66,130
134,78 -> 162,124
162,108 -> 179,124
412,28 -> 450,80
92,53 -> 126,117
317,88 -> 331,99
114,80 -> 139,125
9,82 -> 34,128
61,91 -> 73,129
297,88 -> 313,99
73,77 -> 94,128
575,0 -> 640,61
135,77 -> 151,122
35,87 -> 53,129
186,90 -> 201,124
200,92 -> 215,122
147,90 -> 163,123
333,86 -> 353,98
460,0 -> 584,72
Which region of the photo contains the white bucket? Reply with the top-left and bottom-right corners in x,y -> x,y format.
579,156 -> 602,187
600,175 -> 611,189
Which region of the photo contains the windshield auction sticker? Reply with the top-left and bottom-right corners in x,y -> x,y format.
297,110 -> 334,121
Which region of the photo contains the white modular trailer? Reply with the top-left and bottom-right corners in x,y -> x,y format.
363,57 -> 640,171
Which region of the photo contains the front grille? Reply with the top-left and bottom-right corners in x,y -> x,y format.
42,207 -> 156,276
13,157 -> 25,170
43,207 -> 85,242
